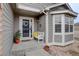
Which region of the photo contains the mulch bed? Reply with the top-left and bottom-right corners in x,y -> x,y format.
68,50 -> 79,56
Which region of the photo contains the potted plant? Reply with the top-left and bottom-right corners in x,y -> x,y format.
14,30 -> 21,44
43,45 -> 49,52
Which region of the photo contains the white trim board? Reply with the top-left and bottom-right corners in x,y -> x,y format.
45,12 -> 49,45
50,10 -> 77,16
48,40 -> 74,46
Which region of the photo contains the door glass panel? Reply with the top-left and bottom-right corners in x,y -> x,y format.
31,19 -> 32,37
29,19 -> 32,37
22,19 -> 29,37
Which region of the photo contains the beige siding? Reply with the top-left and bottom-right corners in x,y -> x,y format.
1,3 -> 14,55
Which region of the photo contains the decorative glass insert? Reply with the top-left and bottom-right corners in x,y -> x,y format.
22,19 -> 29,37
31,19 -> 32,37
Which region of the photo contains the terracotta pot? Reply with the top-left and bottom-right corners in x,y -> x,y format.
15,38 -> 20,44
43,45 -> 49,52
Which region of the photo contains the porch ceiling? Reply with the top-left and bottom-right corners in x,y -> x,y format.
15,8 -> 41,17
10,3 -> 55,17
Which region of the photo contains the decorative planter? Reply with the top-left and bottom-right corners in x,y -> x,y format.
15,38 -> 20,44
43,45 -> 49,52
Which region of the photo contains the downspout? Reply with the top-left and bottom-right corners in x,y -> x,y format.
41,9 -> 49,45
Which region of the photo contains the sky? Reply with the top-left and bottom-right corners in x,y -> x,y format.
69,3 -> 79,23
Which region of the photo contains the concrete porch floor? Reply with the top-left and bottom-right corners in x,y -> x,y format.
11,38 -> 79,56
11,40 -> 50,56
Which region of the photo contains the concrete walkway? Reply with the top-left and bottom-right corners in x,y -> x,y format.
12,40 -> 50,56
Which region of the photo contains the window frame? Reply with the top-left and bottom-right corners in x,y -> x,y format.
55,24 -> 61,33
65,15 -> 74,33
54,15 -> 62,33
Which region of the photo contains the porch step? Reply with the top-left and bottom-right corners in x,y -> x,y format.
11,40 -> 50,56
25,49 -> 50,56
12,48 -> 50,56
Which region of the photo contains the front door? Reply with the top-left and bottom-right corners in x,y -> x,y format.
19,16 -> 34,40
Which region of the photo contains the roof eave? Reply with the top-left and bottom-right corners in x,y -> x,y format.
50,10 -> 78,17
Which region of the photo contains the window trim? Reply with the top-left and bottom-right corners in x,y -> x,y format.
65,15 -> 73,33
55,24 -> 61,33
54,14 -> 62,33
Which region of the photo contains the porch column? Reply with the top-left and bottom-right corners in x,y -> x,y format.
45,12 -> 49,45
62,14 -> 65,44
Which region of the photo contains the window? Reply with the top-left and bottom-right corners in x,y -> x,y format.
65,17 -> 69,24
70,25 -> 73,32
65,24 -> 69,32
65,15 -> 73,32
70,17 -> 73,32
54,15 -> 62,33
55,15 -> 61,24
55,24 -> 61,32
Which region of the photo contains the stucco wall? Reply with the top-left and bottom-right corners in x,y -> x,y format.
1,3 -> 14,55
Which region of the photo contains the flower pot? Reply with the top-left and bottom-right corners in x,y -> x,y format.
43,45 -> 49,52
15,38 -> 20,44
